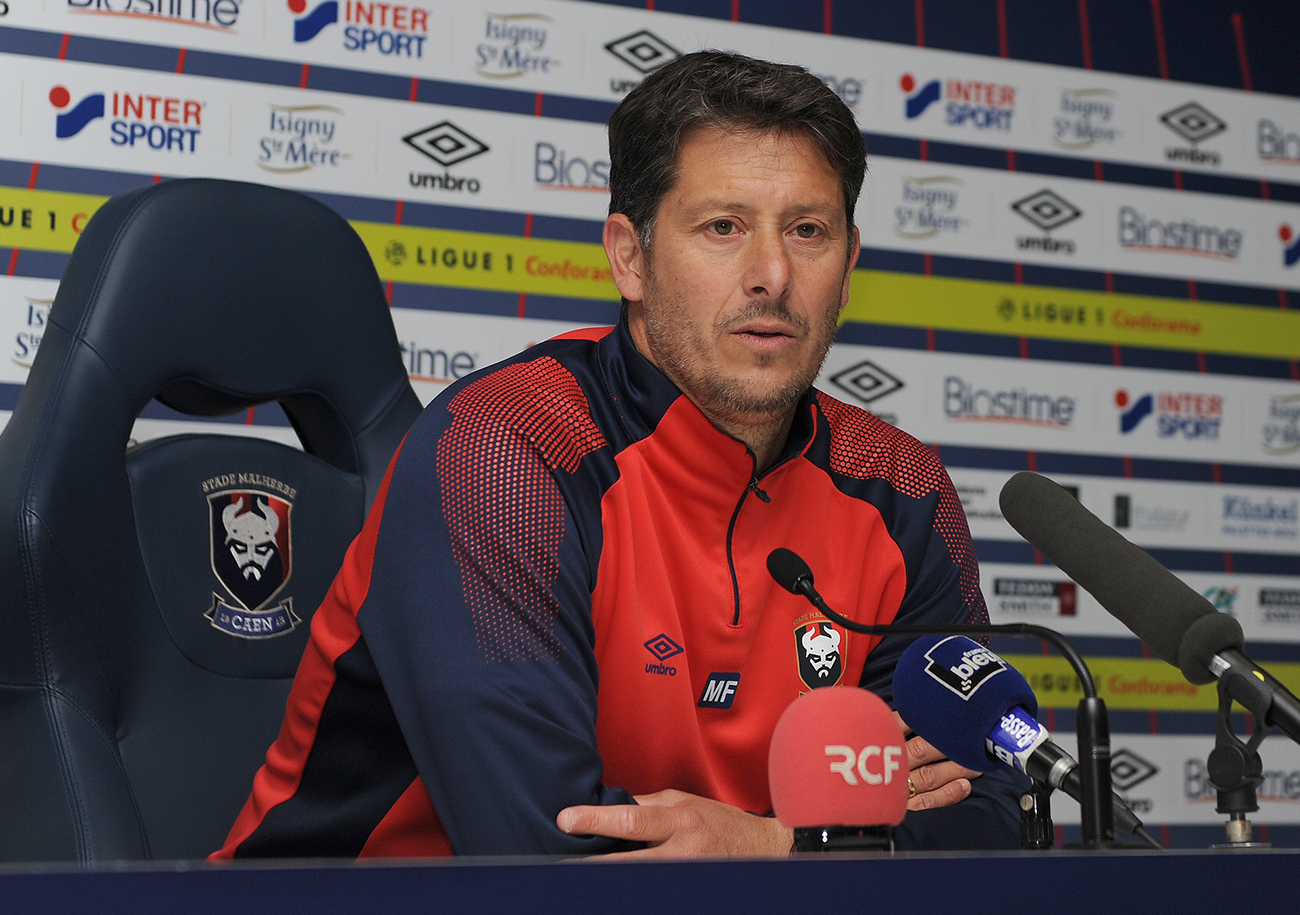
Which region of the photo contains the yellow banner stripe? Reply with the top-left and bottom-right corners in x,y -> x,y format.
1004,654 -> 1300,713
844,270 -> 1300,361
5,185 -> 1298,359
350,222 -> 618,301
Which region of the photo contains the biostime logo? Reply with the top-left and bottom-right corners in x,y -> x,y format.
1115,389 -> 1223,440
50,85 -> 202,152
1118,206 -> 1241,260
68,0 -> 240,30
1280,224 -> 1300,267
1259,118 -> 1300,165
289,0 -> 427,57
900,73 -> 1014,131
534,142 -> 608,190
943,376 -> 1076,429
1159,101 -> 1225,167
1011,188 -> 1081,255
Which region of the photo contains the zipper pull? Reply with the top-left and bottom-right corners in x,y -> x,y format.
748,477 -> 771,503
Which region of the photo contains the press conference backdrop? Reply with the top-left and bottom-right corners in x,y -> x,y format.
2,0 -> 1299,850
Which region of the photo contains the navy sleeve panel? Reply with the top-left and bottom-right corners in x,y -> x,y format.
894,767 -> 1029,851
354,351 -> 634,857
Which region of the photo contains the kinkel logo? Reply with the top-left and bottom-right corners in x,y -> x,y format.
1011,188 -> 1081,255
1159,101 -> 1226,166
50,86 -> 104,138
289,0 -> 337,41
1281,224 -> 1300,267
900,72 -> 1014,130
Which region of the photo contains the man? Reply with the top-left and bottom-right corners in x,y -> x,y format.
214,50 -> 1023,860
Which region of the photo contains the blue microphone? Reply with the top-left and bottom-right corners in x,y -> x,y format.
894,635 -> 1146,838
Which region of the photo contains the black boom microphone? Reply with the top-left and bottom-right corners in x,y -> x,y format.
998,471 -> 1300,747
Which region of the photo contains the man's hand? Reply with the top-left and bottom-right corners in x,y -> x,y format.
897,712 -> 981,811
557,789 -> 793,859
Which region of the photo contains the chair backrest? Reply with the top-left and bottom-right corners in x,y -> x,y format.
0,178 -> 423,862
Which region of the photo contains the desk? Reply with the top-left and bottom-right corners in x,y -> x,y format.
1,849 -> 1294,915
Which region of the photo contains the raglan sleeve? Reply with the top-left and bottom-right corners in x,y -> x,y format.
354,359 -> 637,856
855,450 -> 1027,850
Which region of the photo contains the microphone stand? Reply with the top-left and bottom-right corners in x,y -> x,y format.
1208,676 -> 1271,848
784,578 -> 1117,848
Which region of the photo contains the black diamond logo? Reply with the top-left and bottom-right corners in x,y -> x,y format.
828,360 -> 904,406
1160,102 -> 1226,145
1011,189 -> 1082,232
402,121 -> 489,167
605,30 -> 680,74
644,633 -> 684,661
1110,748 -> 1158,791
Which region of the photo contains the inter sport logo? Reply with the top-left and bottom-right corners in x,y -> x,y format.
50,86 -> 104,139
290,0 -> 337,41
1281,224 -> 1300,267
901,73 -> 941,119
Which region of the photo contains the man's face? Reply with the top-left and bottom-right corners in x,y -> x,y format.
620,128 -> 859,429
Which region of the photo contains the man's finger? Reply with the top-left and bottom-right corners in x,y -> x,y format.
558,804 -> 667,843
908,777 -> 972,811
909,759 -> 980,795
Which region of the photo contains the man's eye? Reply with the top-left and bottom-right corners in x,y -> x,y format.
712,219 -> 734,235
795,223 -> 821,238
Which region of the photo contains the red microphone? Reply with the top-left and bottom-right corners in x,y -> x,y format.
768,687 -> 909,852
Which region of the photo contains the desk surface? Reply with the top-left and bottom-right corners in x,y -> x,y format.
1,849 -> 1295,915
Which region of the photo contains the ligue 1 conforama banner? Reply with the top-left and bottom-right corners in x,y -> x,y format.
1,0 -> 1299,842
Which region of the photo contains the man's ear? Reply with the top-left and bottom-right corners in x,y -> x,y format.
839,224 -> 861,310
604,213 -> 646,303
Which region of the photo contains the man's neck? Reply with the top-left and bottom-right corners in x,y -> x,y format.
696,404 -> 797,475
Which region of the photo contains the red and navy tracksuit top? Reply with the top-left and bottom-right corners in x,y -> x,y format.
214,317 -> 1022,859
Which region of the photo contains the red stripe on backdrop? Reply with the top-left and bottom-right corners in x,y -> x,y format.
824,0 -> 832,34
300,63 -> 310,89
1231,12 -> 1253,91
1077,0 -> 1093,69
996,0 -> 1009,58
1150,0 -> 1170,80
176,47 -> 187,73
58,33 -> 70,59
915,0 -> 925,46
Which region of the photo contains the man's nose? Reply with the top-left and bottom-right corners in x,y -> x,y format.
743,228 -> 792,299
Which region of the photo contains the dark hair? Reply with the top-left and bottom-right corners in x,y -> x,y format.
607,50 -> 867,249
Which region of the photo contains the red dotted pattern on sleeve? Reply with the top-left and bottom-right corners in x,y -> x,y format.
437,358 -> 607,662
816,393 -> 989,626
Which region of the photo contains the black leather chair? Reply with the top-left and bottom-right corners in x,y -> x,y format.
0,178 -> 423,862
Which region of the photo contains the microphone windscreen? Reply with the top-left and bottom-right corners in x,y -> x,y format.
766,548 -> 811,594
998,471 -> 1239,680
768,687 -> 908,829
892,635 -> 1038,773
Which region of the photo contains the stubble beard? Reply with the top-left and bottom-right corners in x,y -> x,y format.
640,275 -> 841,426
